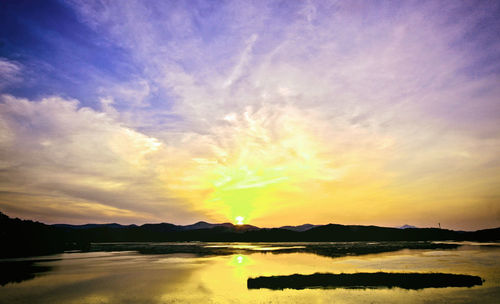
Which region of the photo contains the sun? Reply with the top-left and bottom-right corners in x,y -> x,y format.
235,216 -> 244,225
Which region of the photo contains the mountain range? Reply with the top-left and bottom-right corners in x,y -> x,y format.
53,220 -> 260,232
1,211 -> 499,258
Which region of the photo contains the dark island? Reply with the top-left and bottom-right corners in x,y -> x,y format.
247,272 -> 484,290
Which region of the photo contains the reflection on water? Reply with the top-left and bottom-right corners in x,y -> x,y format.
0,260 -> 53,286
204,243 -> 306,251
0,242 -> 499,303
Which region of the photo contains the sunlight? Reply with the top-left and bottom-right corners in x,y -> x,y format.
235,216 -> 244,225
194,107 -> 338,225
229,254 -> 252,267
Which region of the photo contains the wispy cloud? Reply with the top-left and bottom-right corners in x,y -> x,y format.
0,58 -> 22,89
0,1 -> 499,228
0,94 -> 199,223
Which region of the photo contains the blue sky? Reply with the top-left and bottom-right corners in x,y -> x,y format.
1,0 -> 500,229
1,0 -> 140,107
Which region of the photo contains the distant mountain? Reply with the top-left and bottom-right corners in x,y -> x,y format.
399,224 -> 417,229
53,221 -> 259,232
180,221 -> 234,231
53,223 -> 134,229
233,224 -> 260,231
140,223 -> 183,232
1,211 -> 499,258
279,224 -> 319,232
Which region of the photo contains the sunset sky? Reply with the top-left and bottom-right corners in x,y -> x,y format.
1,1 -> 499,230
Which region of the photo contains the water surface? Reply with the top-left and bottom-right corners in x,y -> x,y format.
0,242 -> 499,303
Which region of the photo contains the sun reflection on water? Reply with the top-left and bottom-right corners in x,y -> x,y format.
1,245 -> 499,303
230,254 -> 252,266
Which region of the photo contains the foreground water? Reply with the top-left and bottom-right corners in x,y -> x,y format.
0,242 -> 499,303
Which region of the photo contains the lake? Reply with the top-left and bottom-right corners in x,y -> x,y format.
1,242 -> 499,303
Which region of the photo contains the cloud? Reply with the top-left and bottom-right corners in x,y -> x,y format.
224,34 -> 259,87
0,58 -> 22,89
1,1 -> 499,228
0,94 -> 200,224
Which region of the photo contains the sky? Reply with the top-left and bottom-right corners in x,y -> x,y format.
1,0 -> 499,230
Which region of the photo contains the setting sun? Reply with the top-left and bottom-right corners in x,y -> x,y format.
1,1 -> 499,303
235,216 -> 244,225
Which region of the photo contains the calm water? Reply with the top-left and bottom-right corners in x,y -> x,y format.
1,242 -> 499,303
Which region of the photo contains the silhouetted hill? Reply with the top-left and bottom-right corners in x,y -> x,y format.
399,224 -> 417,229
0,212 -> 89,258
1,211 -> 499,257
53,223 -> 135,229
300,224 -> 462,241
181,221 -> 231,230
52,220 -> 259,232
279,224 -> 319,232
469,227 -> 500,241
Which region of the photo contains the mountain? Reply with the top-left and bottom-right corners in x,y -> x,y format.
0,212 -> 89,258
53,223 -> 134,229
1,211 -> 499,258
399,224 -> 417,229
53,221 -> 259,232
181,221 -> 234,231
279,224 -> 319,232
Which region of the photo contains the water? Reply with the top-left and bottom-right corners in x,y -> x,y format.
1,242 -> 499,303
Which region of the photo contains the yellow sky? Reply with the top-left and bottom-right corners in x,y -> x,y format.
1,1 -> 499,230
